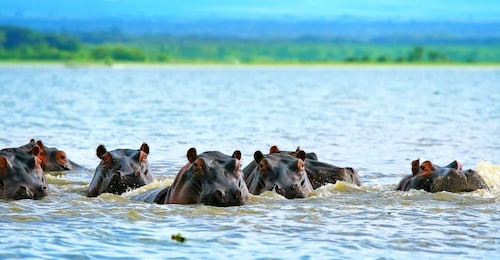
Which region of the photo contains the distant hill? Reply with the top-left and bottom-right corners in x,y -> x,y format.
1,16 -> 499,44
0,0 -> 499,41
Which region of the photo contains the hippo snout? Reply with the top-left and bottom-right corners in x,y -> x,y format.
202,188 -> 248,207
275,185 -> 308,199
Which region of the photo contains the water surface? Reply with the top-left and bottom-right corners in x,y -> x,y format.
0,65 -> 499,259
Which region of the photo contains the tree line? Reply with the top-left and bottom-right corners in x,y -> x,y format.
0,25 -> 498,64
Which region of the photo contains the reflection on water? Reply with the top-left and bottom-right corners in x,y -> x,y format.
0,65 -> 499,258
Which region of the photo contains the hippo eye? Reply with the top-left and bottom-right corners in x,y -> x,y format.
301,179 -> 305,186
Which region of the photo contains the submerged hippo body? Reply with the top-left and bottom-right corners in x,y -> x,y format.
243,150 -> 313,199
0,146 -> 48,200
87,143 -> 154,197
18,139 -> 84,172
132,148 -> 249,207
243,145 -> 361,190
304,160 -> 361,189
397,159 -> 489,193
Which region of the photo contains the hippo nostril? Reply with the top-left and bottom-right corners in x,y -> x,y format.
234,190 -> 241,199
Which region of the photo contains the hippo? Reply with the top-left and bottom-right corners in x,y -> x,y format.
87,143 -> 154,197
243,150 -> 314,199
396,159 -> 489,193
131,148 -> 249,207
0,146 -> 48,200
242,145 -> 317,180
304,160 -> 361,189
243,145 -> 361,190
17,139 -> 84,172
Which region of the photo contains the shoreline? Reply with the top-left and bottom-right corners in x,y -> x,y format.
1,61 -> 499,69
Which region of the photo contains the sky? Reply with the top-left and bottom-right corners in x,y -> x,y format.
1,0 -> 499,21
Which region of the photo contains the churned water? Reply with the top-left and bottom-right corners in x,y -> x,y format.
0,65 -> 499,259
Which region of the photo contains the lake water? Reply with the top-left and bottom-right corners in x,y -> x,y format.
0,65 -> 499,259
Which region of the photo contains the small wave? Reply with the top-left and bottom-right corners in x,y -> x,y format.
476,161 -> 500,190
121,177 -> 174,199
310,181 -> 364,197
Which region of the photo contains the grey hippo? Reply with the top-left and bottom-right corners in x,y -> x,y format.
243,149 -> 314,199
397,159 -> 489,192
0,145 -> 48,200
131,148 -> 250,207
87,143 -> 154,197
18,139 -> 86,172
244,146 -> 361,192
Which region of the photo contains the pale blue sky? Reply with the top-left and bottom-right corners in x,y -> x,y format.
1,0 -> 499,21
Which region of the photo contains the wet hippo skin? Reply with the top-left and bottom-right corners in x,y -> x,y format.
132,148 -> 250,207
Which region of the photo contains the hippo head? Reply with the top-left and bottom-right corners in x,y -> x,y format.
87,143 -> 153,197
164,148 -> 249,206
397,159 -> 489,192
0,146 -> 48,200
248,150 -> 313,199
184,148 -> 249,207
19,139 -> 72,172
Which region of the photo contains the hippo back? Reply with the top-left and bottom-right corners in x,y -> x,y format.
304,160 -> 361,189
0,147 -> 48,200
397,159 -> 489,193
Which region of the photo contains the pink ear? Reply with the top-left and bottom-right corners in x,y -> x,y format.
232,150 -> 241,160
269,145 -> 280,154
96,145 -> 107,159
420,161 -> 433,175
456,161 -> 463,170
0,156 -> 8,172
187,147 -> 197,163
140,143 -> 149,154
31,145 -> 41,156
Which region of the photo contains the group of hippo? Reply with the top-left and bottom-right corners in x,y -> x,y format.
0,139 -> 490,206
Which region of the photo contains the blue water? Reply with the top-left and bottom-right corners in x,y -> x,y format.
0,65 -> 499,259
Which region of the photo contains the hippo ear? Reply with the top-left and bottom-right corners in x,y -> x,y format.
192,158 -> 206,176
420,161 -> 433,175
187,148 -> 197,163
296,150 -> 306,162
31,145 -> 41,156
446,160 -> 462,170
295,146 -> 301,152
29,138 -> 36,144
411,159 -> 420,176
140,143 -> 150,155
232,150 -> 242,160
269,145 -> 280,154
96,145 -> 107,159
254,151 -> 264,163
36,140 -> 44,149
0,156 -> 7,172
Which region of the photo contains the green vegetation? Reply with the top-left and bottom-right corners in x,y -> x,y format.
1,25 -> 499,65
171,233 -> 187,243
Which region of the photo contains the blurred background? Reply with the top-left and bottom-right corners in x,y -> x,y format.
0,0 -> 499,64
